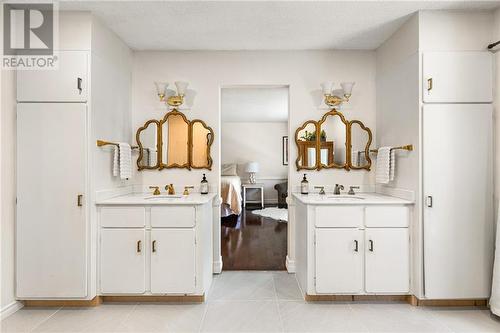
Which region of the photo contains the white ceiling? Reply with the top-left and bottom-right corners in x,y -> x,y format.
60,1 -> 500,51
221,87 -> 289,122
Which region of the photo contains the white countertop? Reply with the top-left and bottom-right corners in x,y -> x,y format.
292,192 -> 413,205
96,192 -> 217,205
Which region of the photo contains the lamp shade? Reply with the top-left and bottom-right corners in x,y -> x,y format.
321,81 -> 333,95
245,162 -> 259,173
175,81 -> 189,95
154,82 -> 168,96
341,82 -> 355,96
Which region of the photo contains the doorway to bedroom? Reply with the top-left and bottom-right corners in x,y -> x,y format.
220,86 -> 289,270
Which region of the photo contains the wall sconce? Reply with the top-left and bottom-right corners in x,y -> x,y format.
321,81 -> 355,107
154,81 -> 189,107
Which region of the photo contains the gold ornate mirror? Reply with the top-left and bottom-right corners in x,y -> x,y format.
136,120 -> 160,170
318,110 -> 349,170
295,121 -> 319,170
295,108 -> 373,171
191,120 -> 214,169
161,111 -> 190,169
136,109 -> 214,171
349,120 -> 372,170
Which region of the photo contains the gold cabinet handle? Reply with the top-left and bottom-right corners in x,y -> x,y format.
137,240 -> 142,253
77,194 -> 83,207
152,240 -> 157,253
427,78 -> 433,91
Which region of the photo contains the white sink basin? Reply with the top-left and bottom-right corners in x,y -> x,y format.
327,195 -> 365,201
144,194 -> 183,200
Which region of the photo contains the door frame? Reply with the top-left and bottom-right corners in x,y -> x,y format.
216,84 -> 291,273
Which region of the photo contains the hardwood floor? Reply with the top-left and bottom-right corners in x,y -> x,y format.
221,205 -> 287,270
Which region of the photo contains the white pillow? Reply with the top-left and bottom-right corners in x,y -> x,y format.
221,163 -> 237,176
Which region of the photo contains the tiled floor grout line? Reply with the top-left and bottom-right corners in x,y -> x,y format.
28,306 -> 62,332
115,302 -> 139,331
271,274 -> 286,333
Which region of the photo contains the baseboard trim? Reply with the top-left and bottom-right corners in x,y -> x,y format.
285,256 -> 295,273
1,301 -> 24,320
410,296 -> 488,307
213,257 -> 223,274
24,296 -> 102,308
304,294 -> 488,307
305,294 -> 410,302
101,295 -> 204,303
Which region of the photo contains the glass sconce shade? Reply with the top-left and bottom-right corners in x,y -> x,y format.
155,82 -> 168,99
341,82 -> 355,96
175,81 -> 189,96
321,81 -> 334,95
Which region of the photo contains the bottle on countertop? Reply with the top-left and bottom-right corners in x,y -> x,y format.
301,173 -> 309,195
200,173 -> 209,194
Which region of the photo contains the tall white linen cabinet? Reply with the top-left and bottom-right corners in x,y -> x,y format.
16,13 -> 132,301
422,52 -> 493,299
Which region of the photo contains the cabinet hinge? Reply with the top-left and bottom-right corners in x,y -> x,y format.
194,276 -> 197,286
314,276 -> 316,286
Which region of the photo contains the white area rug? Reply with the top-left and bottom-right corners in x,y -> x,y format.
251,207 -> 288,222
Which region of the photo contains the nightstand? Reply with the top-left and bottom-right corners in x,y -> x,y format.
242,183 -> 264,208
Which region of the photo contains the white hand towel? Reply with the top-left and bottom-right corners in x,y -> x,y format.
118,142 -> 132,180
351,150 -> 359,167
113,146 -> 119,177
490,203 -> 500,315
375,147 -> 391,184
389,148 -> 396,181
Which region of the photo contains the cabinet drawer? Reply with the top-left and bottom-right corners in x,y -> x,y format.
100,207 -> 145,228
365,206 -> 408,227
151,206 -> 195,228
315,206 -> 363,228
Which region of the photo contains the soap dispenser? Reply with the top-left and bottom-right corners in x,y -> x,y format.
200,173 -> 209,195
301,174 -> 309,195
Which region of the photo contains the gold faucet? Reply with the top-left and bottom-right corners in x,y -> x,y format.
183,186 -> 194,196
165,184 -> 175,195
149,186 -> 160,195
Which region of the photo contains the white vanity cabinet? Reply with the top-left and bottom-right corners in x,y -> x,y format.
294,194 -> 412,297
100,229 -> 146,294
97,198 -> 213,297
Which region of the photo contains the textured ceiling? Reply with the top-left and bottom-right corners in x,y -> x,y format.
60,1 -> 500,50
221,87 -> 289,122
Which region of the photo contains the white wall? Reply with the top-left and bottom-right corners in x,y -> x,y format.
376,13 -> 421,297
419,11 -> 494,51
494,8 -> 500,223
132,50 -> 376,269
132,51 -> 376,188
221,121 -> 288,203
91,16 -> 133,192
1,67 -> 18,315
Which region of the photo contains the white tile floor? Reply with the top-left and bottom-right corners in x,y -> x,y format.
2,271 -> 500,333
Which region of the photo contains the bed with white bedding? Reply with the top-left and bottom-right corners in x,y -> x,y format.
220,164 -> 242,217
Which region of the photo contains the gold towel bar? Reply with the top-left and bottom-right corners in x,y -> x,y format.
370,144 -> 413,153
96,140 -> 139,149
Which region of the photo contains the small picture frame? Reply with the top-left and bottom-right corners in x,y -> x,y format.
282,136 -> 289,165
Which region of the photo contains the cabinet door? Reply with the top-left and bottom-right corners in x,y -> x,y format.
423,52 -> 492,103
423,104 -> 493,299
17,103 -> 87,298
17,50 -> 88,102
315,228 -> 363,294
365,229 -> 409,293
100,229 -> 146,294
151,229 -> 196,294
